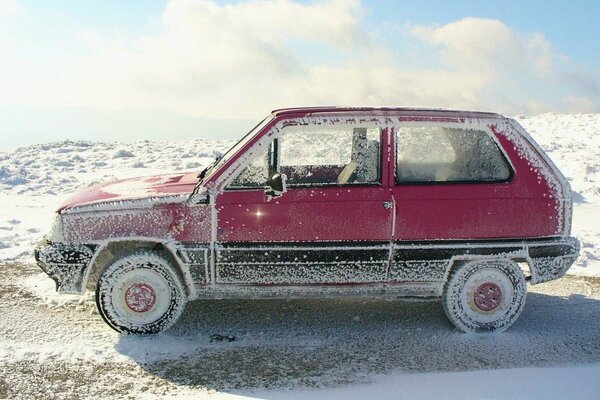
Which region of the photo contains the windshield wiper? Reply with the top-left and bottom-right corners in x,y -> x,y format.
196,155 -> 222,182
197,167 -> 209,181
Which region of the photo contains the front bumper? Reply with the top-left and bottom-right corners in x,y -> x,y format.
34,240 -> 99,294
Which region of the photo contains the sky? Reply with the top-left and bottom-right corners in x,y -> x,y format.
0,0 -> 599,150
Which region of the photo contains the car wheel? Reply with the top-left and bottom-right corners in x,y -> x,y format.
442,259 -> 527,333
96,250 -> 186,334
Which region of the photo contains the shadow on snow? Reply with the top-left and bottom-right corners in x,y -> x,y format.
115,289 -> 600,391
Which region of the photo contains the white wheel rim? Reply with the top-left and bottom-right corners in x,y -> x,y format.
110,269 -> 172,326
459,267 -> 514,325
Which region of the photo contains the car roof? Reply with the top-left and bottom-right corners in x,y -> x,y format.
270,106 -> 504,120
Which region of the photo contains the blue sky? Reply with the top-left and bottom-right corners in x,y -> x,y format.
369,1 -> 600,64
1,0 -> 599,150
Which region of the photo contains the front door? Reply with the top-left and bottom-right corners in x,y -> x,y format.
215,121 -> 394,285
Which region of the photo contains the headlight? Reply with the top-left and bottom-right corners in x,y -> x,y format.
47,214 -> 64,242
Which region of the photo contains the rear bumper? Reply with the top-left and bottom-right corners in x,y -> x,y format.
34,239 -> 98,294
527,236 -> 580,284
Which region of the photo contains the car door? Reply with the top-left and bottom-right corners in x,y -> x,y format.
215,119 -> 394,285
389,119 -> 516,283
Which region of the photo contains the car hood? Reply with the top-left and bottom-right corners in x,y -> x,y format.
59,172 -> 200,211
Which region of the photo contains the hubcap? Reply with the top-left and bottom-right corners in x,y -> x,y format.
125,283 -> 157,313
473,282 -> 503,311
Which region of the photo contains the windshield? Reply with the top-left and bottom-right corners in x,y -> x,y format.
196,115 -> 273,185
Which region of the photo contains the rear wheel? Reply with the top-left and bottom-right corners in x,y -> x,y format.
96,251 -> 186,334
442,259 -> 527,333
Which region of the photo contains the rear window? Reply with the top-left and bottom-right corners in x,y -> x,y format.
396,126 -> 511,183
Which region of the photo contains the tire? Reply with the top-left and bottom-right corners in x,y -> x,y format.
442,259 -> 527,333
95,251 -> 186,334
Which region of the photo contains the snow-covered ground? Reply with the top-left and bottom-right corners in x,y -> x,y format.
0,138 -> 233,261
1,113 -> 599,399
1,264 -> 599,399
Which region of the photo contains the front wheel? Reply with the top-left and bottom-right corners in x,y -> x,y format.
442,259 -> 527,333
96,251 -> 187,334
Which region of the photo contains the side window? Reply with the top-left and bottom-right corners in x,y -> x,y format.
279,125 -> 381,186
396,126 -> 511,183
228,143 -> 271,189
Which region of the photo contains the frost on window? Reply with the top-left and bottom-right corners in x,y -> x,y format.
228,144 -> 270,188
396,126 -> 511,183
279,125 -> 380,186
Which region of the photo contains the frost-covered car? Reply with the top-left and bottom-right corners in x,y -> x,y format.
35,107 -> 579,334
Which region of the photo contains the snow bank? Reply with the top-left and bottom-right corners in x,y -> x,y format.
516,114 -> 600,275
0,114 -> 599,275
0,139 -> 233,260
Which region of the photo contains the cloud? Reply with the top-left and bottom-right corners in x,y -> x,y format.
1,1 -> 598,122
0,0 -> 22,15
411,18 -> 555,77
406,18 -> 599,113
79,28 -> 103,48
0,0 -> 23,91
62,0 -> 368,117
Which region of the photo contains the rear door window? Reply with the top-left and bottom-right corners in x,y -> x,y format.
396,126 -> 511,183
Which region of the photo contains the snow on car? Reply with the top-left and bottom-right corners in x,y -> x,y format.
34,107 -> 580,334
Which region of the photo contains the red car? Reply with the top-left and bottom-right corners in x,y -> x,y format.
35,107 -> 579,334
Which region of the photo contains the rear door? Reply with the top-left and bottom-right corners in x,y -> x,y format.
215,119 -> 394,285
389,119 -> 515,283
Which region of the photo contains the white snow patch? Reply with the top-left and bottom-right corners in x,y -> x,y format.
244,364 -> 600,400
516,114 -> 600,275
0,138 -> 233,262
22,272 -> 89,307
112,149 -> 136,159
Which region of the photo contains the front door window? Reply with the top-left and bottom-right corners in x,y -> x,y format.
228,143 -> 271,189
278,125 -> 381,186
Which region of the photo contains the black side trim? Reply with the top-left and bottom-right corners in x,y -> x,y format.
35,241 -> 98,265
218,247 -> 388,265
178,243 -> 210,287
392,245 -> 523,262
196,238 -> 579,287
390,241 -> 524,282
216,242 -> 389,285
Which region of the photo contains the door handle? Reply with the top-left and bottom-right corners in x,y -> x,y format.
383,201 -> 393,210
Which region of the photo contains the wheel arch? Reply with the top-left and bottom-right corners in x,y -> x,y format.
83,238 -> 195,299
443,253 -> 532,286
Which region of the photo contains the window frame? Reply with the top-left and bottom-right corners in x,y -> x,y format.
394,125 -> 514,186
225,140 -> 276,191
276,124 -> 384,188
225,121 -> 386,191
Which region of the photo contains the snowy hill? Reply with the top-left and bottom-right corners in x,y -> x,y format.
516,113 -> 600,275
0,113 -> 599,275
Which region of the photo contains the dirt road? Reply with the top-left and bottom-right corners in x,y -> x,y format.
1,262 -> 600,399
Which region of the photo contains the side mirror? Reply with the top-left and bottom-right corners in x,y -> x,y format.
265,172 -> 286,198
